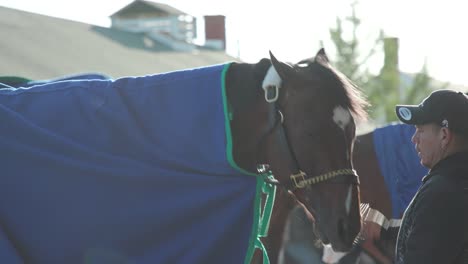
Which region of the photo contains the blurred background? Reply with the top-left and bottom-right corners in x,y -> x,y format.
1,0 -> 466,129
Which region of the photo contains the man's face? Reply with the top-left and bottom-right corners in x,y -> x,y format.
412,123 -> 443,168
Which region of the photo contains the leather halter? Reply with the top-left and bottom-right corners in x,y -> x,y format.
261,85 -> 359,190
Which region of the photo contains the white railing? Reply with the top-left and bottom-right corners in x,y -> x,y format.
111,17 -> 195,43
147,31 -> 195,51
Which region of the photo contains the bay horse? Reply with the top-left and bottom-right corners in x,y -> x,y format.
229,49 -> 368,263
279,123 -> 428,264
0,48 -> 367,264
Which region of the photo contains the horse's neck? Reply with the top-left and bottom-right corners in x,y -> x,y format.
227,61 -> 304,263
265,189 -> 297,263
227,64 -> 275,172
229,96 -> 298,179
232,102 -> 275,171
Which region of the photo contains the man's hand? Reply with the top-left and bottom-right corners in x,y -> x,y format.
360,207 -> 393,264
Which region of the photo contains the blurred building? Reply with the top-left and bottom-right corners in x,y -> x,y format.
0,0 -> 237,80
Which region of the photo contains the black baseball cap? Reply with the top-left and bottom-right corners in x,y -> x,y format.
395,89 -> 468,136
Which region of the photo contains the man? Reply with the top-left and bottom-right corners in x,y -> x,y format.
394,89 -> 468,263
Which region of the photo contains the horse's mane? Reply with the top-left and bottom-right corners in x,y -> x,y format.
311,61 -> 369,122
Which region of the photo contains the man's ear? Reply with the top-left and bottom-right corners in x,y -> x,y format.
440,127 -> 453,148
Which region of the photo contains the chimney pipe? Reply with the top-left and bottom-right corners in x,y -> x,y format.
204,15 -> 226,50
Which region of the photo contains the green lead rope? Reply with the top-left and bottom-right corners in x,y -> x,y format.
240,173 -> 277,264
242,172 -> 277,264
255,172 -> 276,264
258,172 -> 276,237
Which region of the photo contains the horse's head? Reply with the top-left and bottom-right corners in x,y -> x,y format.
265,48 -> 368,251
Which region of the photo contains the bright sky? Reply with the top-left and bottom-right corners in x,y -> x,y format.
1,0 -> 467,85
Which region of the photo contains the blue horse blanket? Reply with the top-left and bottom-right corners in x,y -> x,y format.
373,123 -> 429,218
0,65 -> 266,263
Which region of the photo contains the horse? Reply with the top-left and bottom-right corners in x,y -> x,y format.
279,123 -> 429,264
0,48 -> 368,264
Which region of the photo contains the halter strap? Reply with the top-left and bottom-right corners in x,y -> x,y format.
290,169 -> 359,189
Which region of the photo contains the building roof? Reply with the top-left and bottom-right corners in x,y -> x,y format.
110,1 -> 189,18
0,6 -> 239,80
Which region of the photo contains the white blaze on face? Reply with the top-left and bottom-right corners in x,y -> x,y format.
333,106 -> 352,160
345,185 -> 353,215
332,106 -> 351,131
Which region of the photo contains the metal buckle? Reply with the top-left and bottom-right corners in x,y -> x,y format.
264,85 -> 279,103
290,171 -> 306,188
256,164 -> 270,174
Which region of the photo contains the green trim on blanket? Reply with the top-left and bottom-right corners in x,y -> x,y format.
221,64 -> 276,264
0,76 -> 32,86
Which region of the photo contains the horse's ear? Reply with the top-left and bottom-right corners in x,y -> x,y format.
269,51 -> 295,81
314,48 -> 330,64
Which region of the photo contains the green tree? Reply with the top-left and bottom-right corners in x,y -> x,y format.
373,37 -> 401,122
328,3 -> 383,88
374,38 -> 446,121
326,1 -> 447,123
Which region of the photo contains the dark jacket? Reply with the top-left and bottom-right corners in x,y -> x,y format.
395,151 -> 468,264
